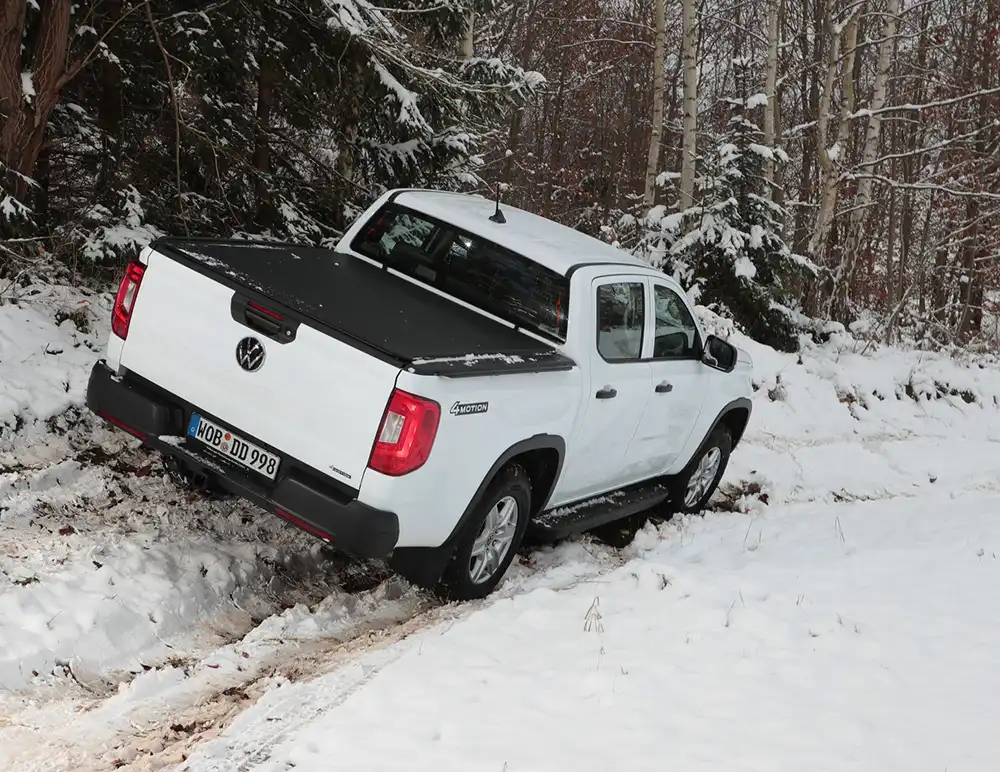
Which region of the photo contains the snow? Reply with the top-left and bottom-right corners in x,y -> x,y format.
6,285 -> 1000,770
80,186 -> 164,262
746,91 -> 769,108
410,352 -> 526,367
194,493 -> 1000,772
372,60 -> 429,132
175,246 -> 228,269
21,71 -> 35,102
733,254 -> 757,279
538,490 -> 627,523
0,286 -> 104,426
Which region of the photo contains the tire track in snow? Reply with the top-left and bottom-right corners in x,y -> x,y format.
115,603 -> 452,772
112,544 -> 632,772
0,577 -> 436,772
0,539 -> 629,772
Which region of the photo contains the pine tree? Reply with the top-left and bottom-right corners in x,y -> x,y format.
647,60 -> 815,352
2,0 -> 541,268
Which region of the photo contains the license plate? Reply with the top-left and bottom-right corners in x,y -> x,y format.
186,413 -> 280,480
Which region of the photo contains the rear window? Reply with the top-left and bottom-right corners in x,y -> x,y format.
350,204 -> 569,342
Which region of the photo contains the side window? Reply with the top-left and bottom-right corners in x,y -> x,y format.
597,282 -> 645,361
652,285 -> 699,358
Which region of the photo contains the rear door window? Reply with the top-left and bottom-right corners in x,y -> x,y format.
352,204 -> 569,342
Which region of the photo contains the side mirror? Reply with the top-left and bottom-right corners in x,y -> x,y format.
701,334 -> 738,373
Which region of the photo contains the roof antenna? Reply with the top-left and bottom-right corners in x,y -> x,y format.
489,182 -> 507,224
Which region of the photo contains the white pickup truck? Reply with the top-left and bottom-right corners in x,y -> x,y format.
87,189 -> 753,599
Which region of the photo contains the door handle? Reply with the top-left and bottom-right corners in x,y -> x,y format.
655,381 -> 674,393
596,387 -> 618,399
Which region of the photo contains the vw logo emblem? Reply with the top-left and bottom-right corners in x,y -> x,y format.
235,336 -> 266,372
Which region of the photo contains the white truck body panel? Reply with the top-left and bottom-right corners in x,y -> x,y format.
359,366 -> 582,546
118,250 -> 401,485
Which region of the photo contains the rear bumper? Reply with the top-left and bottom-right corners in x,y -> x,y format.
86,361 -> 399,558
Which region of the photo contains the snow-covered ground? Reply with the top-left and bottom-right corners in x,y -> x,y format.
2,285 -> 1000,770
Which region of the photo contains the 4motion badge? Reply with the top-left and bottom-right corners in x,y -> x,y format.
450,401 -> 489,416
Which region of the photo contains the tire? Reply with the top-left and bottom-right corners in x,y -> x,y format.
438,464 -> 532,601
669,426 -> 732,514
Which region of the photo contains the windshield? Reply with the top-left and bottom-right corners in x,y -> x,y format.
350,204 -> 569,343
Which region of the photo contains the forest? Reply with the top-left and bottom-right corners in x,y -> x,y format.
1,0 -> 998,351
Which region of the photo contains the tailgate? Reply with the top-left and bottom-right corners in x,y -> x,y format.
119,250 -> 400,486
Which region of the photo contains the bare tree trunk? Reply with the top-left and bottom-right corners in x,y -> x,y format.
541,68 -> 567,217
956,198 -> 979,340
885,174 -> 897,315
459,4 -> 474,59
252,51 -> 280,228
832,0 -> 902,321
94,0 -> 124,200
0,0 -> 72,219
678,0 -> 698,210
642,0 -> 666,208
335,62 -> 364,227
762,0 -> 781,195
809,7 -> 859,267
502,0 -> 539,188
793,0 -> 823,255
0,3 -> 29,154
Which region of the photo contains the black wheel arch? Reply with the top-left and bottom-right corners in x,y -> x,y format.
684,397 -> 752,470
714,397 -> 752,447
389,434 -> 566,589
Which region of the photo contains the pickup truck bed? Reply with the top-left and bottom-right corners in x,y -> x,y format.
155,238 -> 576,376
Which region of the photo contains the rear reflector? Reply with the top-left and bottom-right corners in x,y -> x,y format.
368,389 -> 440,476
111,260 -> 146,339
98,411 -> 147,441
275,508 -> 332,542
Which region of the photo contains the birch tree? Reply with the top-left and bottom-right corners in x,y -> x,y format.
831,0 -> 902,320
679,0 -> 699,210
762,0 -> 781,195
808,6 -> 860,267
642,0 -> 666,207
460,3 -> 475,59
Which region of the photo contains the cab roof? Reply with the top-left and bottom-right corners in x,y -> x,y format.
390,189 -> 650,278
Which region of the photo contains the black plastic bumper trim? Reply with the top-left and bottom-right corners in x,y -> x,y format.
86,361 -> 399,558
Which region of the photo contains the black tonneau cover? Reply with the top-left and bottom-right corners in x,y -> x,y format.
152,238 -> 576,377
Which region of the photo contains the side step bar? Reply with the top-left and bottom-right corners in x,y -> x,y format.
530,480 -> 670,540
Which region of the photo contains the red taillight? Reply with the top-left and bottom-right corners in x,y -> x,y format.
367,389 -> 441,476
111,260 -> 146,339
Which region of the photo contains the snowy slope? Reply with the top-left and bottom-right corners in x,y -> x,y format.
3,290 -> 1000,770
183,492 -> 1000,772
169,317 -> 1000,772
